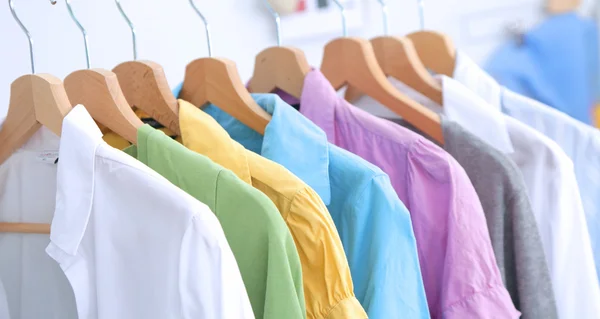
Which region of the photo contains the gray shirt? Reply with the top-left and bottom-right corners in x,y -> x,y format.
442,119 -> 557,319
393,117 -> 558,319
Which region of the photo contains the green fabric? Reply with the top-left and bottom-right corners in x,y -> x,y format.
124,124 -> 306,319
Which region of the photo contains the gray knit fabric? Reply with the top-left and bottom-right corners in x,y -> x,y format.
390,117 -> 558,319
441,119 -> 558,319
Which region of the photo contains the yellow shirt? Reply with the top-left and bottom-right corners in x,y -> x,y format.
178,100 -> 366,319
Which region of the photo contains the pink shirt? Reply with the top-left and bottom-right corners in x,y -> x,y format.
274,70 -> 519,319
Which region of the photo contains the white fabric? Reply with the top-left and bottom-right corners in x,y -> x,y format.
353,74 -> 600,319
354,76 -> 514,153
501,114 -> 600,319
0,125 -> 77,319
0,105 -> 254,319
455,51 -> 600,286
454,52 -> 503,110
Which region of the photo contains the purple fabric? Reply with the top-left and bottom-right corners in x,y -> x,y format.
276,70 -> 520,319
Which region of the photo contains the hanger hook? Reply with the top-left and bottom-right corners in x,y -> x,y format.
376,0 -> 389,35
8,0 -> 57,73
417,0 -> 425,30
188,0 -> 213,57
65,0 -> 91,68
263,0 -> 282,46
331,0 -> 347,37
115,0 -> 137,60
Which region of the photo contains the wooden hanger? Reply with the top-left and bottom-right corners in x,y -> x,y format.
0,0 -> 72,234
546,0 -> 580,14
112,1 -> 180,135
321,37 -> 443,144
114,61 -> 180,135
345,36 -> 443,105
63,0 -> 143,144
406,31 -> 456,77
64,69 -> 143,144
180,57 -> 271,135
180,1 -> 270,135
248,1 -> 311,99
321,1 -> 442,143
346,1 -> 442,104
405,0 -> 456,77
248,46 -> 311,99
0,74 -> 71,166
0,75 -> 70,235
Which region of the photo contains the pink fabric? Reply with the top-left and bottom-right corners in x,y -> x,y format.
277,70 -> 520,319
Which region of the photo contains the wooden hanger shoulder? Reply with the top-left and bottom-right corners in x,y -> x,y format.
180,57 -> 270,135
113,60 -> 181,135
64,68 -> 143,144
406,31 -> 456,77
321,37 -> 444,144
248,46 -> 311,99
0,74 -> 71,165
345,35 -> 443,105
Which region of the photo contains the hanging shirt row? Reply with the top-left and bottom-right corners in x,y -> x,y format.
2,47 -> 600,319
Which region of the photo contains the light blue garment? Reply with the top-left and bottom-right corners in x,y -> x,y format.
203,93 -> 430,319
486,13 -> 599,124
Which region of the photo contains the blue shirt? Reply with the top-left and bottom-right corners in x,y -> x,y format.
486,13 -> 599,124
203,94 -> 430,319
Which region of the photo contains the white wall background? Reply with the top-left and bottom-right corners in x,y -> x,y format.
0,0 -> 596,117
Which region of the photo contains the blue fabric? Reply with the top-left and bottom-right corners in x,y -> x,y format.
486,13 -> 599,124
173,82 -> 183,100
203,93 -> 431,319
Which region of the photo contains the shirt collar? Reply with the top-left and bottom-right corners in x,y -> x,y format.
200,94 -> 333,204
440,75 -> 515,154
50,105 -> 101,256
178,100 -> 253,184
453,51 -> 503,111
296,69 -> 340,144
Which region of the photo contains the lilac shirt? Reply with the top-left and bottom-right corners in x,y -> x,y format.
273,70 -> 519,319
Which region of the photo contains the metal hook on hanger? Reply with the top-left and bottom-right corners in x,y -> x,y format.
8,0 -> 57,73
65,0 -> 91,68
331,0 -> 347,37
262,0 -> 282,46
417,0 -> 425,30
188,0 -> 213,57
376,0 -> 389,35
115,0 -> 137,60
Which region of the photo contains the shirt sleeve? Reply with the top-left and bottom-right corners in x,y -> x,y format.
345,174 -> 430,318
407,140 -> 520,319
287,188 -> 367,319
539,159 -> 600,318
216,170 -> 306,319
506,186 -> 558,318
179,213 -> 255,319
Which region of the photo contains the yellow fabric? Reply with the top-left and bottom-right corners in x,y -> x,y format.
178,100 -> 367,319
101,109 -> 181,147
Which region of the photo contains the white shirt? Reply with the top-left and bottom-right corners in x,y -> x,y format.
354,75 -> 600,319
455,51 -> 600,285
0,105 -> 254,319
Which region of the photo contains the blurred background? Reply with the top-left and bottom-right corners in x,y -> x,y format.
1,0 -> 598,124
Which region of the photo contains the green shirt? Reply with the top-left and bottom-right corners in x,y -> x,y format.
124,125 -> 306,319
